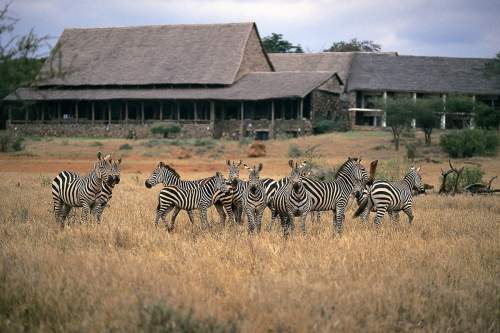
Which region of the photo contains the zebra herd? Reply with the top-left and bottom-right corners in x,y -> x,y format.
51,152 -> 425,236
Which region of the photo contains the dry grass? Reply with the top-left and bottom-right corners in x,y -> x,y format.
1,171 -> 499,332
1,131 -> 499,332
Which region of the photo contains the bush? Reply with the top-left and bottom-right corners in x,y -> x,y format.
119,143 -> 133,150
150,123 -> 181,138
194,138 -> 215,148
406,142 -> 417,160
126,129 -> 137,140
287,144 -> 302,158
474,103 -> 500,130
90,141 -> 103,147
440,129 -> 498,158
445,165 -> 485,192
313,118 -> 350,134
0,133 -> 24,152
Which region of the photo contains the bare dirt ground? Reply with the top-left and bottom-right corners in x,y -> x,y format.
0,130 -> 499,332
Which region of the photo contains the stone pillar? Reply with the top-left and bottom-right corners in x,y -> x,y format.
193,101 -> 198,124
240,101 -> 245,139
159,101 -> 163,121
24,107 -> 29,124
141,101 -> 145,124
7,105 -> 12,127
40,104 -> 45,123
91,102 -> 95,125
57,102 -> 61,123
373,115 -> 378,127
75,101 -> 79,123
124,102 -> 128,124
382,91 -> 387,127
299,98 -> 304,119
209,101 -> 215,126
441,94 -> 447,129
270,100 -> 275,139
176,101 -> 180,121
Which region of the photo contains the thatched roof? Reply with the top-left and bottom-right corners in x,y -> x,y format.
35,22 -> 271,86
348,53 -> 500,95
7,71 -> 337,101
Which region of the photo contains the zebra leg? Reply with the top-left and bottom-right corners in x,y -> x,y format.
167,207 -> 183,232
267,203 -> 278,231
360,207 -> 370,223
200,207 -> 209,229
373,206 -> 388,228
402,206 -> 414,225
388,211 -> 400,224
155,205 -> 173,227
246,207 -> 255,234
53,198 -> 66,227
255,208 -> 264,233
187,210 -> 196,224
334,205 -> 346,234
301,212 -> 307,235
214,203 -> 226,225
235,204 -> 244,225
223,202 -> 235,225
81,202 -> 91,224
279,213 -> 290,238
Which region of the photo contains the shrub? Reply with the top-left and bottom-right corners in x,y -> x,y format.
287,144 -> 302,158
313,117 -> 350,134
247,142 -> 266,157
150,123 -> 181,138
440,129 -> 498,158
0,133 -> 24,152
119,143 -> 133,150
126,129 -> 137,140
194,138 -> 215,148
90,141 -> 103,147
406,142 -> 417,160
444,165 -> 485,192
474,103 -> 500,130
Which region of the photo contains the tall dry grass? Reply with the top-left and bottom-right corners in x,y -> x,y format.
0,172 -> 499,332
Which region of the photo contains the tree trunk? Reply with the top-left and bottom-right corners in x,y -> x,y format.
425,129 -> 432,145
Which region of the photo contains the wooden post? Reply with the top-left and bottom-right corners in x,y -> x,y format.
270,100 -> 275,139
91,102 -> 95,125
193,101 -> 198,124
176,101 -> 180,121
159,102 -> 163,121
411,92 -> 417,128
299,98 -> 304,119
75,101 -> 79,123
141,101 -> 145,124
24,107 -> 29,124
7,105 -> 12,126
124,102 -> 128,124
240,101 -> 244,140
57,102 -> 61,123
441,94 -> 447,129
40,104 -> 45,123
107,102 -> 112,125
382,91 -> 387,127
209,101 -> 215,126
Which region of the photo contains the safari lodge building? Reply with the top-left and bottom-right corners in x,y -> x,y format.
4,22 -> 500,138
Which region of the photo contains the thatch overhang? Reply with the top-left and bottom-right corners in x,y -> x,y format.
35,22 -> 273,87
6,71 -> 338,102
347,53 -> 500,95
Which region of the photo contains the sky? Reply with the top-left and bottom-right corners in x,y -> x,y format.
6,0 -> 500,58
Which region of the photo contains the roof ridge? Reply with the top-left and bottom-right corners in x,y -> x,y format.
63,22 -> 255,32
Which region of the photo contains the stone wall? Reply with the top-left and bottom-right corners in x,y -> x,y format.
310,90 -> 341,121
215,119 -> 312,140
7,122 -> 214,139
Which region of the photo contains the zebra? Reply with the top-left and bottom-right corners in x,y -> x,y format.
242,163 -> 267,233
353,166 -> 424,227
219,160 -> 244,225
51,152 -> 112,228
155,172 -> 231,231
271,160 -> 312,237
92,157 -> 122,223
144,162 -> 228,225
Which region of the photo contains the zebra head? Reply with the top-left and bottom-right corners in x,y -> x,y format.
407,166 -> 425,193
108,157 -> 122,186
288,160 -> 306,193
214,171 -> 231,194
145,162 -> 180,188
226,160 -> 242,187
338,157 -> 370,187
94,152 -> 113,186
244,163 -> 263,194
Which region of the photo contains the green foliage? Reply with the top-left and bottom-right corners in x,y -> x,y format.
445,166 -> 485,192
287,144 -> 302,158
138,303 -> 238,333
445,95 -> 474,114
262,33 -> 303,53
474,103 -> 500,129
415,97 -> 442,145
324,38 -> 381,52
406,142 -> 417,160
0,133 -> 24,152
193,138 -> 215,148
375,159 -> 412,182
378,97 -> 415,151
312,118 -> 350,134
484,52 -> 500,76
440,129 -> 498,158
126,129 -> 137,140
150,123 -> 182,138
90,141 -> 103,147
119,143 -> 133,150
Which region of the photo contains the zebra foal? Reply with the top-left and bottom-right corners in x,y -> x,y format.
242,163 -> 267,233
92,157 -> 122,223
51,152 -> 112,228
353,166 -> 424,226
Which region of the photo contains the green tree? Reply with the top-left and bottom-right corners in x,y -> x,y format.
474,103 -> 500,129
415,97 -> 442,145
324,38 -> 381,52
379,98 -> 414,151
262,33 -> 304,53
484,52 -> 500,76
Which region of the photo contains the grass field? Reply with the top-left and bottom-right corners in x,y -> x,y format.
1,131 -> 499,332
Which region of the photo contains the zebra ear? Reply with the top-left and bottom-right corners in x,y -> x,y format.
226,160 -> 231,166
97,151 -> 102,160
416,166 -> 421,172
117,158 -> 122,165
257,163 -> 263,172
104,154 -> 111,161
159,161 -> 165,167
238,160 -> 242,166
243,163 -> 251,171
288,160 -> 294,168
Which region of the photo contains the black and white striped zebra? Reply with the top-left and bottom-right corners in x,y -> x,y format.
145,162 -> 227,224
92,158 -> 122,223
242,163 -> 267,233
271,160 -> 312,236
218,160 -> 244,225
155,172 -> 230,231
300,157 -> 369,234
353,166 -> 424,226
51,152 -> 112,228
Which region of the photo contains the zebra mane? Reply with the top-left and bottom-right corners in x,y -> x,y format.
335,158 -> 357,178
161,164 -> 180,179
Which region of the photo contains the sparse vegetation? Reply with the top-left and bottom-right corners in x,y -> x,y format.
119,143 -> 133,150
0,133 -> 24,152
312,117 -> 350,134
440,129 -> 498,158
444,165 -> 485,193
287,144 -> 302,158
150,123 -> 182,138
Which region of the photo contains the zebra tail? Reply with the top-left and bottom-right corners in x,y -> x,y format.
353,195 -> 371,218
